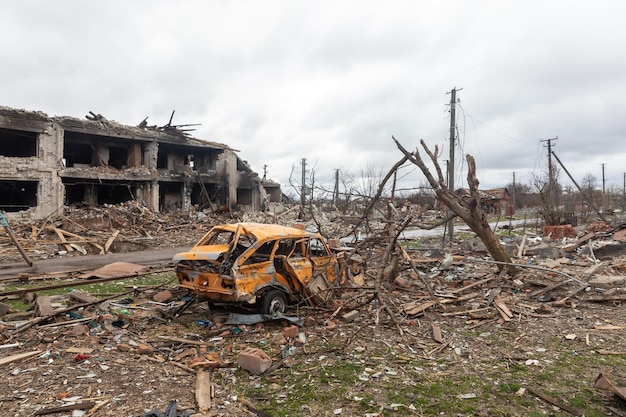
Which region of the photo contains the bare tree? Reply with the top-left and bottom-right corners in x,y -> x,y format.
393,137 -> 516,274
532,167 -> 563,226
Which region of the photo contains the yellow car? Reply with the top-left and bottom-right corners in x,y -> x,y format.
173,222 -> 341,315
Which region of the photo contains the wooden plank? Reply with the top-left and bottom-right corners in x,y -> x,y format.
34,402 -> 96,415
528,387 -> 580,416
431,323 -> 443,343
51,227 -> 73,252
451,276 -> 495,295
494,297 -> 513,318
158,336 -> 213,346
104,230 -> 119,253
402,300 -> 435,316
0,350 -> 42,366
441,307 -> 490,317
195,369 -> 212,413
66,346 -> 95,354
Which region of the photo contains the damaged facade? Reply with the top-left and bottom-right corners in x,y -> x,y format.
0,106 -> 279,220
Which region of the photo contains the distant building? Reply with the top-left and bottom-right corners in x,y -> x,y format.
0,106 -> 280,220
480,188 -> 514,216
438,187 -> 514,216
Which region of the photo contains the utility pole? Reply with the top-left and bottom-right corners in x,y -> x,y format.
512,171 -> 516,212
300,158 -> 307,218
333,169 -> 340,208
446,87 -> 461,243
263,164 -> 267,180
539,137 -> 559,224
601,163 -> 606,208
540,137 -> 558,191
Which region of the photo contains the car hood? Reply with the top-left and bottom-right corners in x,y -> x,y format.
172,244 -> 229,261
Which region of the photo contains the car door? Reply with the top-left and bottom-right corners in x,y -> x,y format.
307,237 -> 339,283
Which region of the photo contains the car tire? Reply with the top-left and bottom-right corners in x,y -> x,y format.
261,290 -> 287,315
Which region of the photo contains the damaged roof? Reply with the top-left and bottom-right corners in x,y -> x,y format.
0,105 -> 237,152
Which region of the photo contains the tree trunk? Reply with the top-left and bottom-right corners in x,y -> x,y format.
393,137 -> 516,275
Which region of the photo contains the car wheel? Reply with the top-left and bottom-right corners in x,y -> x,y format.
261,290 -> 287,315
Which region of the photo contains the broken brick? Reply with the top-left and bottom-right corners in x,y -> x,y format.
152,290 -> 173,303
272,333 -> 287,346
137,344 -> 155,355
237,348 -> 272,375
282,325 -> 298,339
117,343 -> 132,352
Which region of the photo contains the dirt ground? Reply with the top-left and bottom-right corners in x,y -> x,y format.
1,206 -> 626,416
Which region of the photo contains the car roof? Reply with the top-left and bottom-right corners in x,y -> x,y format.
216,222 -> 313,241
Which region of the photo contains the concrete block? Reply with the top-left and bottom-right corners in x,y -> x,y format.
237,348 -> 272,375
35,296 -> 54,317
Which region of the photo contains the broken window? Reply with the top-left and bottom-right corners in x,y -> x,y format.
108,146 -> 128,169
63,131 -> 140,169
237,158 -> 250,172
0,180 -> 38,212
191,182 -> 222,209
157,150 -> 168,169
63,142 -> 93,167
244,240 -> 276,264
0,128 -> 38,157
159,182 -> 183,212
307,238 -> 330,257
62,178 -> 137,205
237,188 -> 253,206
185,155 -> 195,169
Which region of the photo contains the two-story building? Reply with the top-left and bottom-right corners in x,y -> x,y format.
0,106 -> 279,220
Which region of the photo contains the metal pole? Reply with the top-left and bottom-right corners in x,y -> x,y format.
551,151 -> 606,222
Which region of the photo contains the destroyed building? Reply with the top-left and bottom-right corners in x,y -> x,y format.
0,106 -> 279,220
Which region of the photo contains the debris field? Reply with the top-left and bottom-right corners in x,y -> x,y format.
1,204 -> 626,416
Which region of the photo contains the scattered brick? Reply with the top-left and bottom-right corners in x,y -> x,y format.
237,348 -> 272,375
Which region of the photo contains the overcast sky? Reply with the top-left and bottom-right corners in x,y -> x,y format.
2,1 -> 625,196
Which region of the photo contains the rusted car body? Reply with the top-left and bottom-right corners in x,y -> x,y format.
173,222 -> 341,314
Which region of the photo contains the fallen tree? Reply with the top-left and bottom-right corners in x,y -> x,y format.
393,136 -> 517,275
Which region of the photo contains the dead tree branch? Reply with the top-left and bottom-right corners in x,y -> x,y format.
393,136 -> 516,275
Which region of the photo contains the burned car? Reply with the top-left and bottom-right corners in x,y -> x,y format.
173,222 -> 344,314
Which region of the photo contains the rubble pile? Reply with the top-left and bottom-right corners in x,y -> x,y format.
0,202 -> 369,265
0,205 -> 625,415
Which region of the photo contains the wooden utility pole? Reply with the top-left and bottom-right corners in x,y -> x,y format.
512,171 -> 516,211
300,158 -> 307,217
601,163 -> 606,208
540,137 -> 558,191
447,88 -> 461,243
333,169 -> 340,208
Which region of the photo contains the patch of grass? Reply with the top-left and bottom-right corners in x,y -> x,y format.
2,272 -> 176,311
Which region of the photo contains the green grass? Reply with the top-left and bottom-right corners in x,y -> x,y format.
1,272 -> 176,311
229,325 -> 625,417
